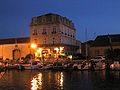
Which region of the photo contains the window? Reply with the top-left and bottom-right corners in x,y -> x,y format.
42,28 -> 47,35
51,27 -> 57,34
43,38 -> 46,44
53,38 -> 55,44
34,39 -> 38,43
95,50 -> 100,56
33,29 -> 37,35
42,17 -> 46,22
38,18 -> 42,23
32,18 -> 37,24
47,16 -> 52,22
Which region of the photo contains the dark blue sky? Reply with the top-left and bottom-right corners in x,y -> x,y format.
0,0 -> 120,42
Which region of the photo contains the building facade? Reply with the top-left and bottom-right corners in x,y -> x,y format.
89,34 -> 120,58
30,13 -> 81,59
0,13 -> 81,61
0,37 -> 30,60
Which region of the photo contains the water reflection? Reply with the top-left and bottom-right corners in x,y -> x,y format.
60,72 -> 63,89
31,73 -> 42,90
31,71 -> 64,90
1,70 -> 120,90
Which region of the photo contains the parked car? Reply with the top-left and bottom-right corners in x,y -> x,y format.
91,56 -> 105,62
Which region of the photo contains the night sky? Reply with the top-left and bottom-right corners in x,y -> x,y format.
0,0 -> 120,42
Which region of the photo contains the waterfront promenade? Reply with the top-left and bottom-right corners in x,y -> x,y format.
0,59 -> 120,71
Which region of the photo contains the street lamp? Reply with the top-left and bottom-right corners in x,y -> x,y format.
31,43 -> 37,49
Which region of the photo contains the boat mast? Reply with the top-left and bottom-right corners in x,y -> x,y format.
108,34 -> 113,60
85,28 -> 88,61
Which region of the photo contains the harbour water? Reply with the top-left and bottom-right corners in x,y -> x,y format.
0,70 -> 120,90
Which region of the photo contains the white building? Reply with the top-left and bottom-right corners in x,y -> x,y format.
30,13 -> 81,56
0,13 -> 81,61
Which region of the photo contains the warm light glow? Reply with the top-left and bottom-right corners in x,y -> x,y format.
47,49 -> 50,53
60,47 -> 64,51
37,48 -> 42,53
55,72 -> 64,89
68,55 -> 72,59
60,47 -> 64,54
54,47 -> 59,53
31,78 -> 38,90
35,52 -> 38,57
37,73 -> 42,89
31,43 -> 37,49
60,72 -> 63,89
31,73 -> 42,90
37,48 -> 42,56
110,64 -> 114,69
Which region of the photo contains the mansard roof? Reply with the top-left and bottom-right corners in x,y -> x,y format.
30,13 -> 75,30
0,37 -> 30,45
90,34 -> 120,47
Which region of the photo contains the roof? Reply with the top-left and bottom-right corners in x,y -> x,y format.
90,34 -> 120,47
0,37 -> 30,45
30,13 -> 75,30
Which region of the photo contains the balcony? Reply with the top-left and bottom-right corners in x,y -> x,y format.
42,32 -> 47,35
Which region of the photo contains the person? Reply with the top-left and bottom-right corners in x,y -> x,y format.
96,61 -> 102,70
90,60 -> 95,71
3,62 -> 8,71
18,64 -> 25,71
37,61 -> 42,68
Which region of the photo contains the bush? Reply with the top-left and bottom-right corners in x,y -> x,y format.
0,66 -> 4,72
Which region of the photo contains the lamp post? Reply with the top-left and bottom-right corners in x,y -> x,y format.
30,43 -> 37,68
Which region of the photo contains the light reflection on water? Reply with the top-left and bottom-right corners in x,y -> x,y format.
60,72 -> 64,89
0,70 -> 120,90
31,73 -> 42,90
31,71 -> 64,90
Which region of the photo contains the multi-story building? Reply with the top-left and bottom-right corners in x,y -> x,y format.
30,13 -> 81,59
0,13 -> 81,61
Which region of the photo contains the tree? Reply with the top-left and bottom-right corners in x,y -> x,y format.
23,54 -> 33,63
105,48 -> 120,60
113,49 -> 120,60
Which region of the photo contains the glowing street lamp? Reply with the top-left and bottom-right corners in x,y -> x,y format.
54,47 -> 59,53
31,43 -> 37,49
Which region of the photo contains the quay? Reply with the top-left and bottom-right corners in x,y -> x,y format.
0,59 -> 120,71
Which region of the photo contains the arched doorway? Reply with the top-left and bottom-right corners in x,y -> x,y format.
12,49 -> 21,60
